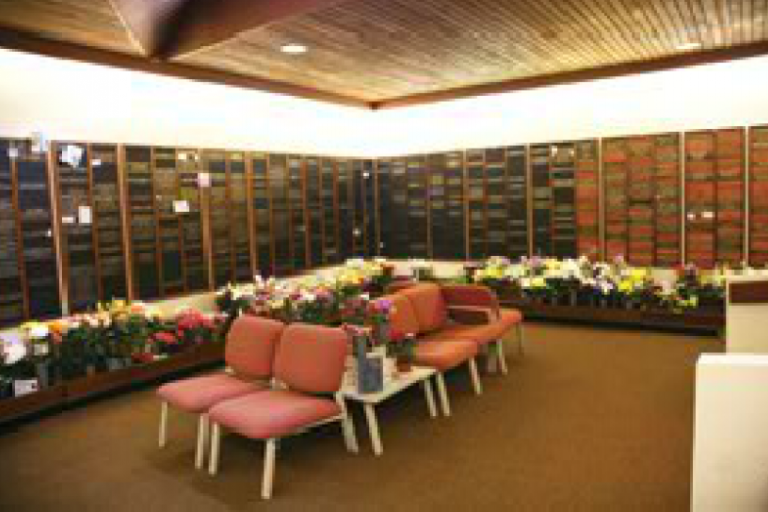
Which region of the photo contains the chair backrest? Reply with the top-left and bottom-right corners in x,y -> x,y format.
225,316 -> 285,380
273,323 -> 348,394
442,284 -> 501,318
385,293 -> 421,337
386,280 -> 417,294
399,283 -> 449,333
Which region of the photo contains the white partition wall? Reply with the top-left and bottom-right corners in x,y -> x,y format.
725,276 -> 768,353
692,354 -> 768,511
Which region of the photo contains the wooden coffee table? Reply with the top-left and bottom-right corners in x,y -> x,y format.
341,366 -> 439,456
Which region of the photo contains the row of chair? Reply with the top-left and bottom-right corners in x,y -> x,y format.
157,283 -> 525,499
158,318 -> 357,499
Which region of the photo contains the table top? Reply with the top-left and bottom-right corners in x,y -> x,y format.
341,366 -> 436,404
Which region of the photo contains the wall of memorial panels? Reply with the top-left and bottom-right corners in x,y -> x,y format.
750,126 -> 768,266
0,139 -> 27,326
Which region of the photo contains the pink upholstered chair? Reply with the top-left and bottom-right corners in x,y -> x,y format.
207,323 -> 358,500
385,292 -> 480,416
388,281 -> 525,374
441,284 -> 525,374
156,316 -> 285,469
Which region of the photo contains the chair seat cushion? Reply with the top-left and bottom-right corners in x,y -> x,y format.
420,308 -> 523,347
209,390 -> 341,440
413,340 -> 477,371
157,373 -> 267,413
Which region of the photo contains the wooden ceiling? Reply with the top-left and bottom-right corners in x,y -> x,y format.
0,0 -> 767,108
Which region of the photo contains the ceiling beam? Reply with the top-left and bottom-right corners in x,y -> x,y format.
108,0 -> 188,57
373,41 -> 768,109
155,0 -> 357,59
0,27 -> 369,109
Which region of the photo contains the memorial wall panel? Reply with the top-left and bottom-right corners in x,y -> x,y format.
406,156 -> 429,258
550,143 -> 577,259
486,148 -> 508,257
714,129 -> 746,266
228,152 -> 251,282
124,145 -> 159,299
177,149 -> 207,291
506,146 -> 528,259
306,157 -> 324,267
153,147 -> 184,296
467,149 -> 487,259
54,142 -> 97,312
320,158 -> 339,264
251,153 -> 272,277
337,159 -> 355,261
530,144 -> 552,257
269,154 -> 292,276
288,155 -> 307,270
0,139 -> 26,326
575,140 -> 600,259
750,126 -> 768,266
654,134 -> 682,267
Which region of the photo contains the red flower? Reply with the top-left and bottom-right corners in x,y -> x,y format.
154,332 -> 178,345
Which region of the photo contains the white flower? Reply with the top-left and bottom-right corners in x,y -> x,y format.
2,343 -> 27,365
520,278 -> 532,289
28,325 -> 50,340
345,258 -> 365,269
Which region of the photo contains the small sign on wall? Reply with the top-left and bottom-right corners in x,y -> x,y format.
173,200 -> 190,214
197,172 -> 211,188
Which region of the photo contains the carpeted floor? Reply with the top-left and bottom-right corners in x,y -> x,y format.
0,323 -> 721,511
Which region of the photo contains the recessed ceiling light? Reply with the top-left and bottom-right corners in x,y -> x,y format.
676,41 -> 701,51
281,43 -> 308,55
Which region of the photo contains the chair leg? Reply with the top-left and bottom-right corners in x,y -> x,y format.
336,394 -> 359,454
484,344 -> 498,374
209,422 -> 221,476
195,414 -> 209,470
496,339 -> 509,375
468,358 -> 483,395
262,439 -> 277,500
516,323 -> 525,357
159,401 -> 169,448
435,373 -> 451,417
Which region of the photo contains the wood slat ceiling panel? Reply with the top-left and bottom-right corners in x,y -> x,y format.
0,0 -> 139,54
0,0 -> 766,105
177,0 -> 768,102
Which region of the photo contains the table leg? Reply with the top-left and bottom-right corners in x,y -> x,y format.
422,379 -> 438,418
363,404 -> 383,456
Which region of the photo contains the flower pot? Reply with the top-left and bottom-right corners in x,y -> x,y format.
35,361 -> 52,389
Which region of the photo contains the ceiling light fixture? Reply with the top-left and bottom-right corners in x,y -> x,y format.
281,43 -> 308,55
676,41 -> 701,51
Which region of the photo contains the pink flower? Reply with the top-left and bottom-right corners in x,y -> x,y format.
154,332 -> 178,345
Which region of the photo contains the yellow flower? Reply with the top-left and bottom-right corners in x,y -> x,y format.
531,277 -> 546,288
618,280 -> 634,293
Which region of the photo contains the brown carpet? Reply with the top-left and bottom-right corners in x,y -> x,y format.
0,323 -> 721,511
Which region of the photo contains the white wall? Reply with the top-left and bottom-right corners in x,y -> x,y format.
0,49 -> 377,157
725,276 -> 768,354
374,55 -> 768,156
692,354 -> 768,512
2,48 -> 768,157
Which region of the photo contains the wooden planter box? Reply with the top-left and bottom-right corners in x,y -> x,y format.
63,349 -> 201,403
0,384 -> 66,423
501,299 -> 724,334
197,341 -> 225,364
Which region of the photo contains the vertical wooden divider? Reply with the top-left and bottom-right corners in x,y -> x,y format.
87,144 -> 105,302
116,145 -> 134,301
526,145 -> 534,258
266,154 -> 276,276
596,139 -> 606,261
374,159 -> 381,257
175,149 -> 188,294
303,156 -> 311,266
46,144 -> 69,316
245,152 -> 258,277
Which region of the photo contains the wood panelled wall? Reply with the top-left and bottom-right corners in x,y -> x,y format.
4,122 -> 768,327
0,138 -> 375,327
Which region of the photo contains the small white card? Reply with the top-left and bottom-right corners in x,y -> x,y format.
78,206 -> 92,225
13,379 -> 39,397
7,147 -> 18,159
92,158 -> 102,167
173,200 -> 190,214
62,216 -> 76,225
197,172 -> 211,188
